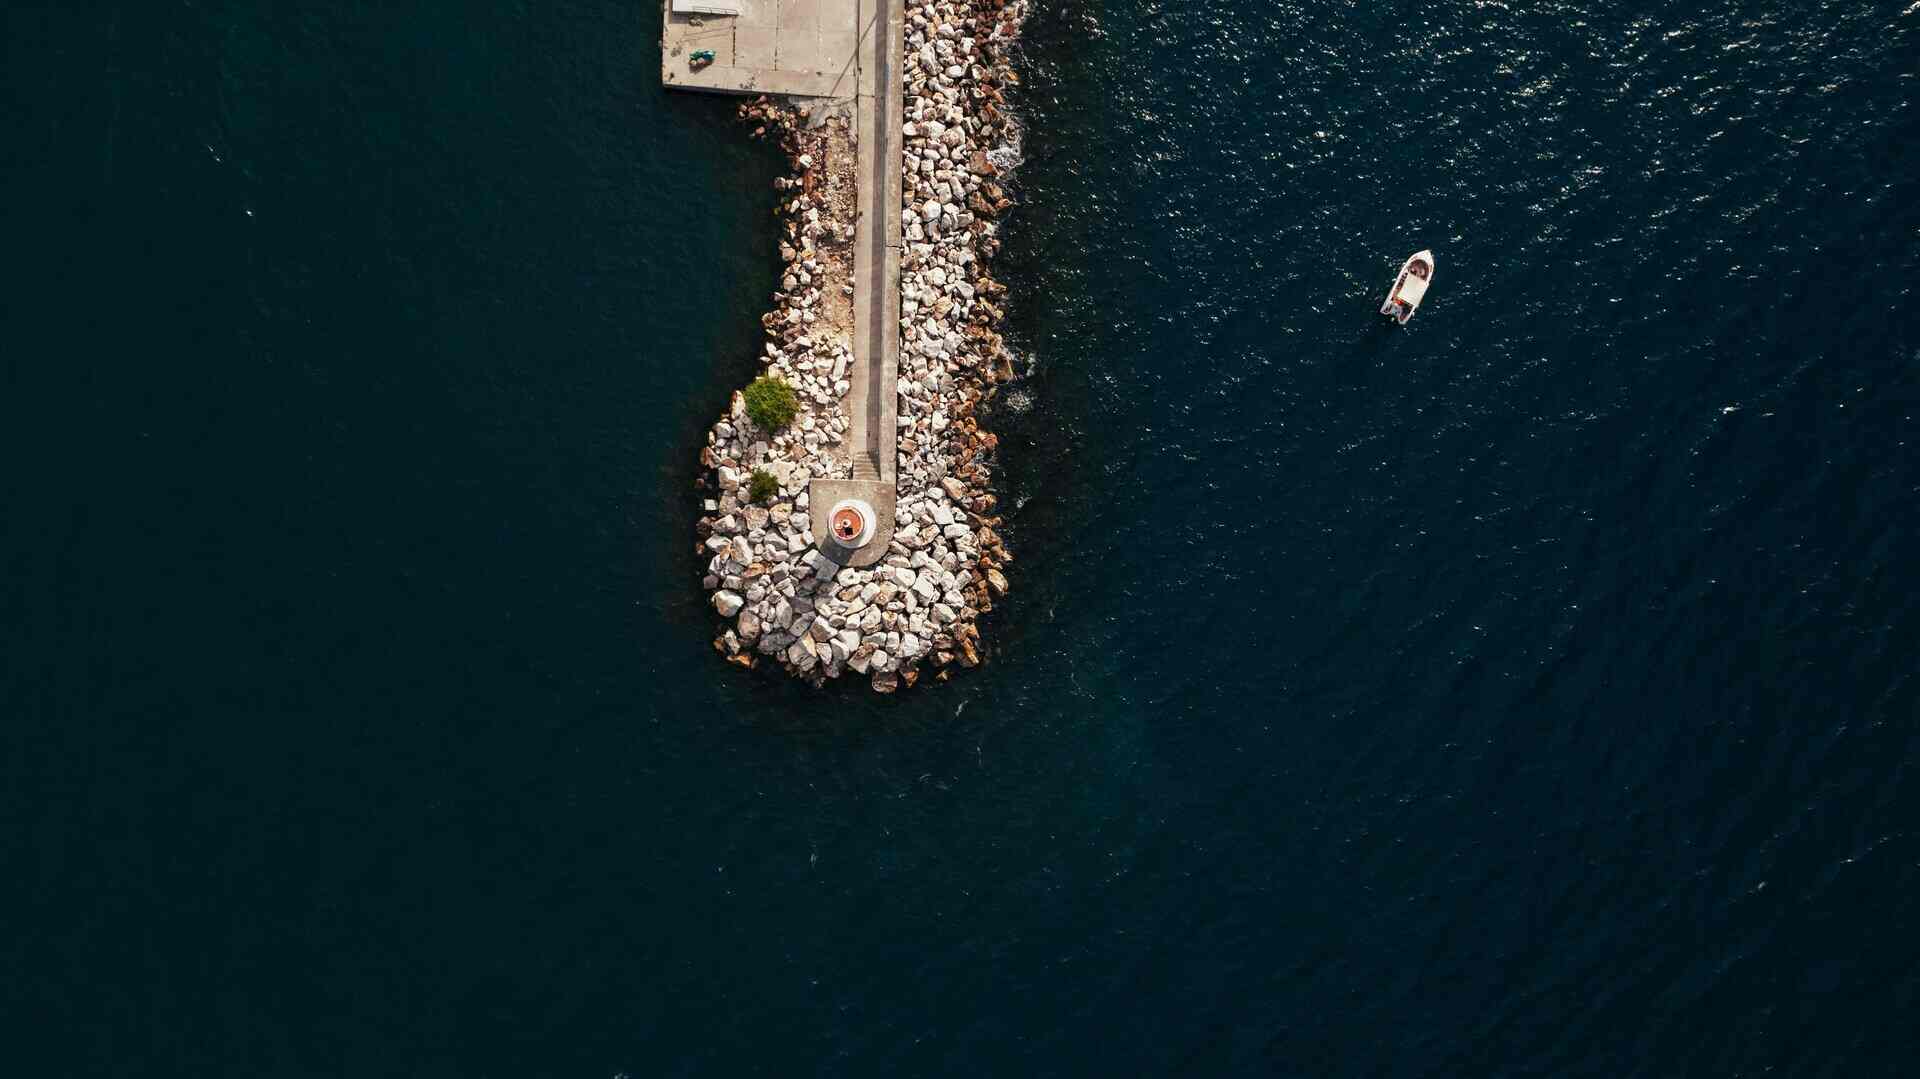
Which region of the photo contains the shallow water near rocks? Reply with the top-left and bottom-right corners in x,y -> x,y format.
7,0 -> 1918,1074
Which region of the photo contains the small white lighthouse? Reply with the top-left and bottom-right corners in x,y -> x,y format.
826,498 -> 877,550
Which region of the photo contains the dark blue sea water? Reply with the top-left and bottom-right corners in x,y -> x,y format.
7,0 -> 1918,1074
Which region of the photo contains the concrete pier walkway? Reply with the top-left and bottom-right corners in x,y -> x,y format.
663,0 -> 904,570
845,0 -> 901,484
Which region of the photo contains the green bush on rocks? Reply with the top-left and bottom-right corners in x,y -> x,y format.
748,468 -> 779,504
742,376 -> 799,431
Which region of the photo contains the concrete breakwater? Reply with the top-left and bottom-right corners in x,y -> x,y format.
692,0 -> 1027,692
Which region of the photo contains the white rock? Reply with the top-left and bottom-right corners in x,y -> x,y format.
911,573 -> 941,604
788,640 -> 819,672
713,591 -> 745,617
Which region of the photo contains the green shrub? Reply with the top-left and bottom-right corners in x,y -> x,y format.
742,375 -> 799,431
748,468 -> 779,504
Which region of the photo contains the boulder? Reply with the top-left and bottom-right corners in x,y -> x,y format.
911,573 -> 942,604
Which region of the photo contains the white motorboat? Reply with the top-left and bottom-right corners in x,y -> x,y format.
1380,250 -> 1435,325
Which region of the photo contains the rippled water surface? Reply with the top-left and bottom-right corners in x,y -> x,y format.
7,0 -> 1918,1074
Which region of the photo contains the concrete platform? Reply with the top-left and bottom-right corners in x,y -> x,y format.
661,0 -> 864,99
808,479 -> 896,568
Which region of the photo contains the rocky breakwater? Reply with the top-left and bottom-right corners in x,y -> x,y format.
695,0 -> 1027,693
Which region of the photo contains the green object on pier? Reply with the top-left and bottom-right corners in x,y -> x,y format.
690,49 -> 715,65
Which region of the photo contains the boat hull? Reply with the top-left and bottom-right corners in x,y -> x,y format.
1380,250 -> 1436,325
